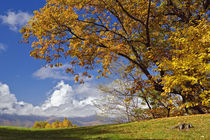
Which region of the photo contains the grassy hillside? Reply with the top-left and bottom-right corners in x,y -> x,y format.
0,114 -> 209,140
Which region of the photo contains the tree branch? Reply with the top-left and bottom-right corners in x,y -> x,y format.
50,14 -> 85,41
146,0 -> 151,48
115,0 -> 145,26
77,19 -> 127,40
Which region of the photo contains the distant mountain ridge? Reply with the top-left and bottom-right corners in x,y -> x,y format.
0,113 -> 109,128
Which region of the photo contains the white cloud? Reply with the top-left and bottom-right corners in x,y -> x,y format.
0,11 -> 32,31
0,81 -> 101,117
0,43 -> 6,52
33,65 -> 72,80
42,81 -> 73,109
0,82 -> 17,111
0,82 -> 44,116
41,81 -> 100,117
33,64 -> 94,82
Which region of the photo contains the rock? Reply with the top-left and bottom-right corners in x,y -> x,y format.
171,123 -> 194,130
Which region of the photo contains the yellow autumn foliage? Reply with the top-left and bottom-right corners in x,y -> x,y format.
22,0 -> 209,114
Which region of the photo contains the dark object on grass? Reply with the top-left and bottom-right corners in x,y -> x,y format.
171,123 -> 194,130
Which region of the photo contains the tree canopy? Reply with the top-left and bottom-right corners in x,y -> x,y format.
32,118 -> 76,129
21,0 -> 209,114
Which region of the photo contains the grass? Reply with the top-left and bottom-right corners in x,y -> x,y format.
0,114 -> 209,140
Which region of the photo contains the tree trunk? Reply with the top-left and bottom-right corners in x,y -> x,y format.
143,97 -> 156,119
192,106 -> 205,114
167,108 -> 170,117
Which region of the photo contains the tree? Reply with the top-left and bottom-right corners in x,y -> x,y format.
32,121 -> 48,128
94,64 -> 184,121
32,121 -> 41,128
45,123 -> 52,128
40,121 -> 48,128
32,118 -> 75,129
51,120 -> 59,128
58,121 -> 64,128
94,80 -> 143,123
63,117 -> 72,128
21,0 -> 209,114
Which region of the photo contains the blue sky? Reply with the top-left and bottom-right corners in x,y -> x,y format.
0,0 -> 112,117
0,0 -> 54,105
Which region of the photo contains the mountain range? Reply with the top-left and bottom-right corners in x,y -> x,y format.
0,113 -> 111,128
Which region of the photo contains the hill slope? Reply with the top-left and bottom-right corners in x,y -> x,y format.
0,114 -> 209,140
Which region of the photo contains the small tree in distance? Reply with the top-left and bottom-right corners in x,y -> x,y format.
32,118 -> 76,129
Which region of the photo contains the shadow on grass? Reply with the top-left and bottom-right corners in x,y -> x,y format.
0,125 -> 121,140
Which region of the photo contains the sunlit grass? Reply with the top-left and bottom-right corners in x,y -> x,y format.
0,114 -> 209,139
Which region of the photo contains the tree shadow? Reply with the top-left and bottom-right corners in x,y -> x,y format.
0,125 -> 123,140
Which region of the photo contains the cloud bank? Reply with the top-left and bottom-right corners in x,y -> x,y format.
0,11 -> 32,31
0,81 -> 100,117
